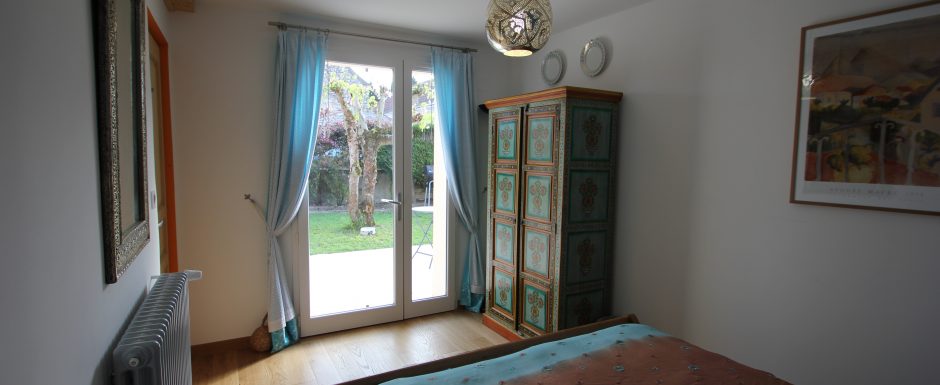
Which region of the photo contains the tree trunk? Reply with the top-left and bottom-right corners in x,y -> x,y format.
359,86 -> 392,227
331,83 -> 394,228
346,139 -> 361,224
360,124 -> 392,227
331,85 -> 362,224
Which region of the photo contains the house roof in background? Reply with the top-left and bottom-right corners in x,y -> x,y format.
201,0 -> 653,44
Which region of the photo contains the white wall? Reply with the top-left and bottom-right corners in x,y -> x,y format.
512,0 -> 940,384
167,2 -> 514,345
0,0 -> 171,383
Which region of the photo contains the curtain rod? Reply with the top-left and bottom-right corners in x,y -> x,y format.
267,21 -> 478,53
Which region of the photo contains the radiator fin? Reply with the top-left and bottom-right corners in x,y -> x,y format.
113,271 -> 199,385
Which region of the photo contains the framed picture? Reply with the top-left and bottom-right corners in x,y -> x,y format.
791,1 -> 940,215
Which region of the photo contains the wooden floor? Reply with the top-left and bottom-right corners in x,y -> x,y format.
192,310 -> 507,385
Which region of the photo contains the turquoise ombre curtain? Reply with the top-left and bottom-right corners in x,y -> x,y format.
430,48 -> 484,312
266,29 -> 327,352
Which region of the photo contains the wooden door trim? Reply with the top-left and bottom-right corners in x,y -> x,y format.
147,9 -> 179,272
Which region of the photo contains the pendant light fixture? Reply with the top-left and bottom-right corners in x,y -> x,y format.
485,0 -> 553,57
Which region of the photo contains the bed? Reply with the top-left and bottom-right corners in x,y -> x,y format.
339,315 -> 789,385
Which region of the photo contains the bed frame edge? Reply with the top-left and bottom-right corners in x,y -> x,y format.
337,314 -> 641,385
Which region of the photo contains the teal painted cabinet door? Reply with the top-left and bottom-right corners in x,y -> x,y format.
492,267 -> 515,319
524,172 -> 554,223
525,115 -> 555,165
568,170 -> 610,223
495,118 -> 519,164
570,106 -> 614,161
564,290 -> 605,328
522,227 -> 552,280
493,171 -> 517,215
492,220 -> 516,265
522,280 -> 550,333
565,230 -> 607,285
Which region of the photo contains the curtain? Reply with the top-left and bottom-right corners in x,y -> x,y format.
266,29 -> 327,352
430,48 -> 484,312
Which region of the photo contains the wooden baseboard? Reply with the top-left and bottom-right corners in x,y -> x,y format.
482,314 -> 523,342
191,336 -> 251,355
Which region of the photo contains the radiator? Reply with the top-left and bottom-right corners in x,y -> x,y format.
113,270 -> 202,385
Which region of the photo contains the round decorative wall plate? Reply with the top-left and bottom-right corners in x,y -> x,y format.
580,39 -> 607,77
541,50 -> 566,85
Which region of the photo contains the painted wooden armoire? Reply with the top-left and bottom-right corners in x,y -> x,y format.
483,86 -> 623,339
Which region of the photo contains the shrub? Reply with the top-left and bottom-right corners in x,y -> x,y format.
376,124 -> 435,189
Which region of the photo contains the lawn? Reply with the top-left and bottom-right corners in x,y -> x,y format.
308,209 -> 434,254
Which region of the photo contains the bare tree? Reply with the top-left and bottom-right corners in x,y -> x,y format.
330,81 -> 363,224
329,81 -> 392,227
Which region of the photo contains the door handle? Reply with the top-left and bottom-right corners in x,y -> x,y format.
381,193 -> 403,221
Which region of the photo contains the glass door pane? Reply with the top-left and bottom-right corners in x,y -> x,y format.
299,58 -> 455,336
309,61 -> 398,317
409,70 -> 447,302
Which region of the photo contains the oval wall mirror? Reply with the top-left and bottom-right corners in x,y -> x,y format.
580,39 -> 607,77
541,50 -> 566,85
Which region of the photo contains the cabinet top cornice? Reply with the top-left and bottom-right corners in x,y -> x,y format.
484,86 -> 623,110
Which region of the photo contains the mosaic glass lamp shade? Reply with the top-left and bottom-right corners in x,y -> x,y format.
485,0 -> 553,57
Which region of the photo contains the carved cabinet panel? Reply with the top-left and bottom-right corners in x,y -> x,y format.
483,87 -> 622,339
495,117 -> 519,164
493,170 -> 517,215
568,170 -> 611,223
521,279 -> 551,334
523,172 -> 554,223
522,226 -> 552,280
564,230 -> 608,285
492,219 -> 517,265
491,266 -> 516,319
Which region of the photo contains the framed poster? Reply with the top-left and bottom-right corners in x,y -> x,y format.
791,1 -> 940,215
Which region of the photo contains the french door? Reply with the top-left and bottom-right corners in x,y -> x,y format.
296,51 -> 455,336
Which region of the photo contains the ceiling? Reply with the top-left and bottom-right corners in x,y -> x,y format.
202,0 -> 652,43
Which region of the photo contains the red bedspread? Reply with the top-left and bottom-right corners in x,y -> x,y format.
343,320 -> 790,385
504,335 -> 789,385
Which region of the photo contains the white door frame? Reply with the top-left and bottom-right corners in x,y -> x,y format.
293,39 -> 457,337
403,59 -> 458,319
